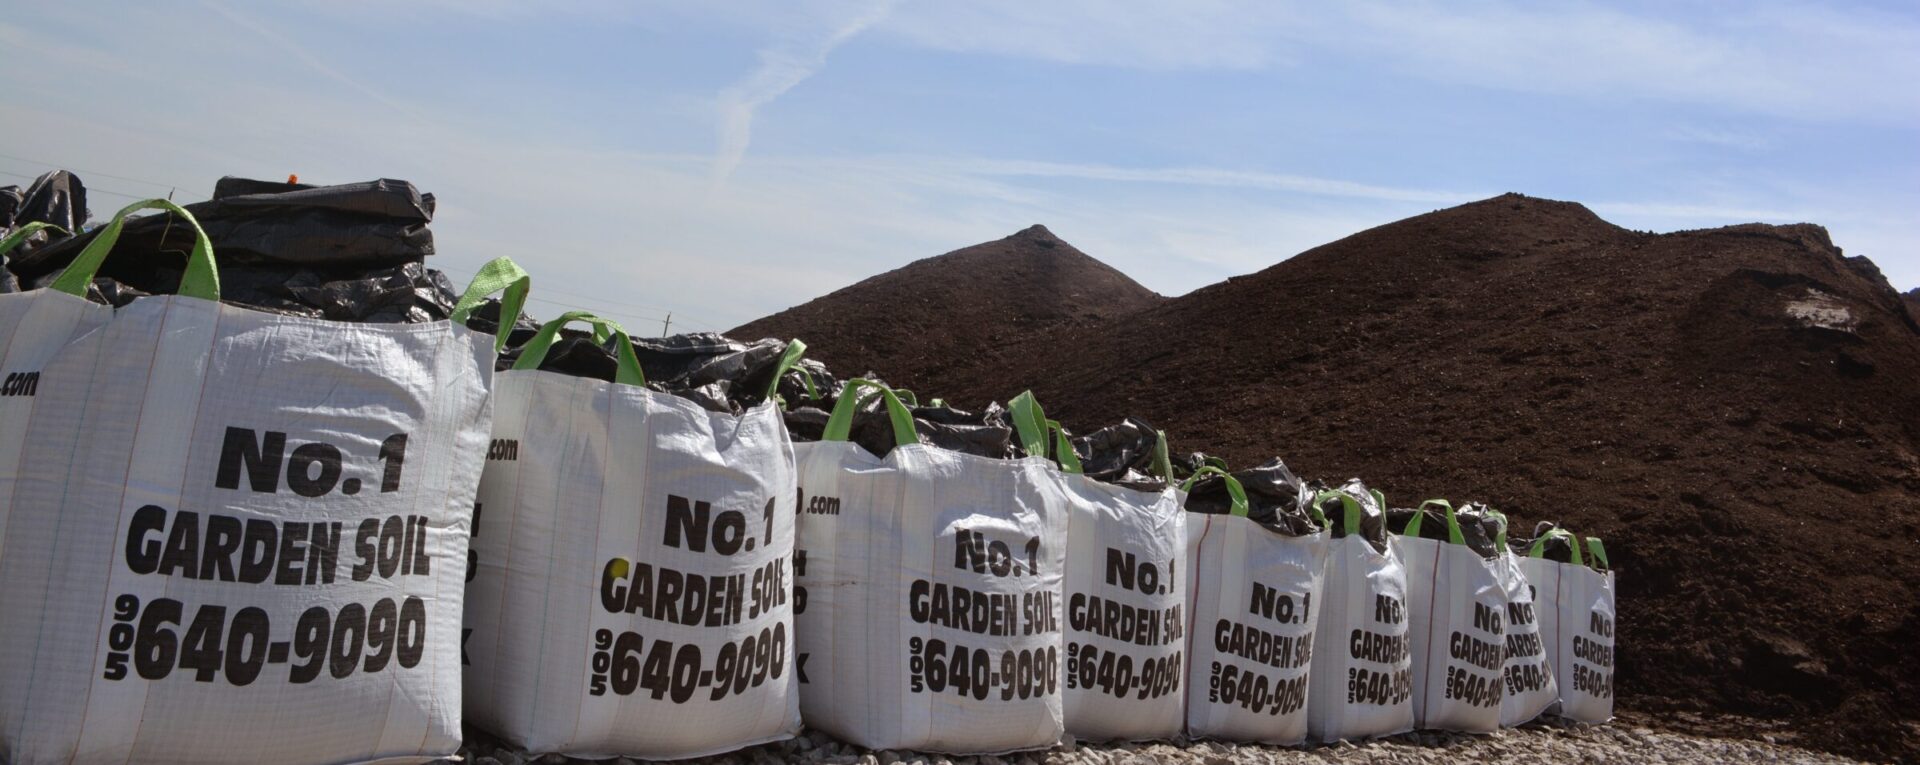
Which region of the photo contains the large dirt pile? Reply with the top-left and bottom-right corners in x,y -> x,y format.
731,224 -> 1162,385
1904,287 -> 1919,324
740,196 -> 1920,761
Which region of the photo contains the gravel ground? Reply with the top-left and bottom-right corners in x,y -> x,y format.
443,719 -> 1864,765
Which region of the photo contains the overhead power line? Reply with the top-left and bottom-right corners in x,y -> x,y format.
0,167 -> 200,206
0,152 -> 188,192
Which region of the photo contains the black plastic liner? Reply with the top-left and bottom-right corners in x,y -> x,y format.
1183,457 -> 1324,536
0,186 -> 20,227
2,175 -> 454,323
1313,478 -> 1389,553
1068,417 -> 1168,491
1505,522 -> 1582,565
19,261 -> 461,323
459,298 -> 542,346
475,308 -> 824,416
784,396 -> 1016,460
1386,500 -> 1500,559
8,176 -> 432,280
2,170 -> 88,239
2,170 -> 90,292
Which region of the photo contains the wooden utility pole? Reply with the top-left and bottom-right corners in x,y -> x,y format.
661,312 -> 672,337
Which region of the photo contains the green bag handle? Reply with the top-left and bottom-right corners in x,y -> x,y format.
823,378 -> 917,447
1585,537 -> 1610,570
1180,466 -> 1249,517
893,388 -> 921,407
1007,390 -> 1051,460
1370,489 -> 1387,511
764,339 -> 812,403
1150,430 -> 1173,482
0,222 -> 68,259
51,199 -> 219,301
511,311 -> 646,386
1315,489 -> 1364,536
1045,420 -> 1083,473
1526,528 -> 1584,567
1486,508 -> 1510,550
1404,499 -> 1466,545
448,257 -> 533,353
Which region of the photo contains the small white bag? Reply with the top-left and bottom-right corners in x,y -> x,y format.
1305,484 -> 1414,743
1517,531 -> 1616,723
793,381 -> 1071,753
1395,500 -> 1505,733
1032,406 -> 1186,744
1486,512 -> 1556,727
460,303 -> 804,759
1182,467 -> 1328,745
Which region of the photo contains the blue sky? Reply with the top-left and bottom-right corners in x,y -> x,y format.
3,1 -> 1916,331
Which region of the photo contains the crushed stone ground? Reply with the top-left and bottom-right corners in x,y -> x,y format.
445,718 -> 1863,765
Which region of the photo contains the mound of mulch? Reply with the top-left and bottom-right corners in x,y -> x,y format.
730,224 -> 1163,386
737,195 -> 1920,761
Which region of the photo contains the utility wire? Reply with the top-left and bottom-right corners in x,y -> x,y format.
0,152 -> 188,192
0,168 -> 202,206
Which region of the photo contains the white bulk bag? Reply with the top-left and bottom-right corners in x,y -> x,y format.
0,201 -> 496,764
1487,512 -> 1556,727
0,222 -> 112,568
1029,404 -> 1185,743
794,381 -> 1071,753
1395,500 -> 1505,733
460,308 -> 804,758
1305,486 -> 1413,743
1518,532 -> 1616,723
1182,468 -> 1328,745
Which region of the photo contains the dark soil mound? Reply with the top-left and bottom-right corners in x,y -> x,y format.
730,224 -> 1162,386
1905,287 -> 1919,324
788,195 -> 1920,760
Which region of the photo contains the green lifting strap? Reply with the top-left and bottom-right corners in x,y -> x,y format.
1405,499 -> 1466,545
1525,528 -> 1583,567
448,257 -> 533,354
52,199 -> 219,301
1486,508 -> 1510,550
1180,466 -> 1248,517
823,378 -> 917,448
1151,430 -> 1173,483
0,222 -> 68,259
1315,489 -> 1363,536
1007,390 -> 1050,460
1044,420 -> 1083,473
512,311 -> 646,386
1584,537 -> 1610,570
765,339 -> 812,403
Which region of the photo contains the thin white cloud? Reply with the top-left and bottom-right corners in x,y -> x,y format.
873,1 -> 1920,124
951,159 -> 1481,205
879,0 -> 1299,70
711,0 -> 894,188
1588,201 -> 1815,222
199,1 -> 431,123
1665,126 -> 1773,151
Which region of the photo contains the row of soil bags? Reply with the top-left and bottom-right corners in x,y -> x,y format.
778,378 -> 1616,752
0,187 -> 1615,763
